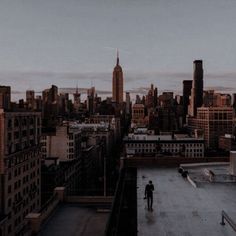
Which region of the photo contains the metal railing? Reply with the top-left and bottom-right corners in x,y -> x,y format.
221,210 -> 236,232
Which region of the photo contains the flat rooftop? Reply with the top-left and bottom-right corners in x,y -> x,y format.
137,167 -> 236,236
39,204 -> 109,236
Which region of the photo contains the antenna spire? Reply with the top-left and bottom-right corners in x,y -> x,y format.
76,81 -> 78,94
116,49 -> 119,66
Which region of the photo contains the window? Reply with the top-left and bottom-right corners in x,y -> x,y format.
8,198 -> 11,207
8,225 -> 11,234
8,172 -> 11,180
8,185 -> 11,194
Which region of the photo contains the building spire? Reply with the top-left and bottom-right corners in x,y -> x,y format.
76,81 -> 78,94
116,49 -> 119,66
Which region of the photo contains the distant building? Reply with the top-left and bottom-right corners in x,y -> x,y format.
219,134 -> 236,151
146,84 -> 157,109
87,87 -> 96,115
42,85 -> 59,128
125,92 -> 131,115
132,104 -> 148,127
182,80 -> 192,122
0,86 -> 11,110
41,122 -> 81,161
86,115 -> 121,142
26,90 -> 35,110
73,86 -> 81,113
123,128 -> 204,157
112,51 -> 123,104
187,107 -> 233,149
203,90 -> 231,107
188,60 -> 204,116
0,109 -> 41,236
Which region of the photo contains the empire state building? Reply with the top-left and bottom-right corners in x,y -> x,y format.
112,51 -> 123,104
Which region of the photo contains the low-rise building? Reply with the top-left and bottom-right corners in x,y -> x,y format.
41,122 -> 81,161
124,128 -> 204,158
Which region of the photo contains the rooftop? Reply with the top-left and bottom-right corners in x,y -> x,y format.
137,166 -> 236,236
39,204 -> 109,236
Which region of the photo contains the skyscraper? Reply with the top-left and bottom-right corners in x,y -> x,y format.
182,80 -> 192,122
112,51 -> 124,104
125,92 -> 131,115
188,60 -> 204,116
73,85 -> 81,113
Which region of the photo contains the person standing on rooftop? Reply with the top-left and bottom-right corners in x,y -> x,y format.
144,180 -> 154,211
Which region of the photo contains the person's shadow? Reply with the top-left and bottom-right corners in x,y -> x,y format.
145,209 -> 156,225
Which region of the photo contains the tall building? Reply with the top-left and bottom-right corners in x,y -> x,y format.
0,86 -> 11,110
73,85 -> 81,113
42,85 -> 59,128
87,87 -> 96,115
112,51 -> 124,104
182,80 -> 192,122
146,84 -> 158,109
189,60 -> 204,116
125,92 -> 131,115
26,90 -> 35,110
0,109 -> 41,236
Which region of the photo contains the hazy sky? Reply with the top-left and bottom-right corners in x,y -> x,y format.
0,0 -> 236,99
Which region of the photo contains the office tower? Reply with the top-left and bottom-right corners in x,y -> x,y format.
187,107 -> 233,148
35,96 -> 43,111
26,90 -> 35,110
73,86 -> 81,113
203,90 -> 231,107
189,60 -> 204,116
0,109 -> 41,236
145,84 -> 158,109
182,80 -> 192,121
0,86 -> 11,110
154,87 -> 158,108
112,51 -> 124,104
87,87 -> 96,115
42,85 -> 59,128
125,92 -> 131,115
58,93 -> 69,116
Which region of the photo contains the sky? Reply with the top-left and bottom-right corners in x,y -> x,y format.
0,0 -> 236,100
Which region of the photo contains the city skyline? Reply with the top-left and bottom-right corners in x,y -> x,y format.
1,0 -> 236,98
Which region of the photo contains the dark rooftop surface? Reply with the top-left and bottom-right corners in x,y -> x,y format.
39,204 -> 109,236
137,167 -> 236,236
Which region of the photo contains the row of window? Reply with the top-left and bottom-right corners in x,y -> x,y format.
127,143 -> 203,148
7,117 -> 40,128
7,199 -> 40,234
8,159 -> 39,180
6,150 -> 40,168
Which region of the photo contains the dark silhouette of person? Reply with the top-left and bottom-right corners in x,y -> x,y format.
144,180 -> 154,211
